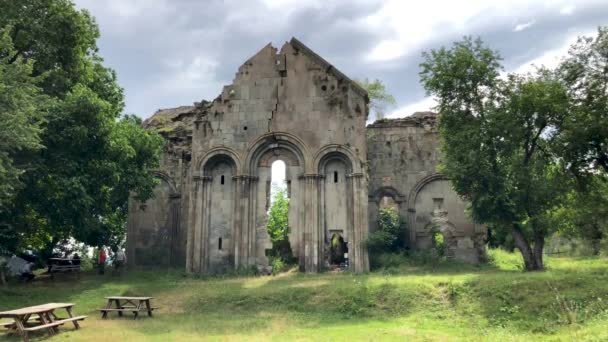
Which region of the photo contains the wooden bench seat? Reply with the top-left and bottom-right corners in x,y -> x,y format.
1,317 -> 41,329
99,307 -> 158,312
50,265 -> 80,272
23,316 -> 87,332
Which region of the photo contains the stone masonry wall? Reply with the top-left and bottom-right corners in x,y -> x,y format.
367,112 -> 486,263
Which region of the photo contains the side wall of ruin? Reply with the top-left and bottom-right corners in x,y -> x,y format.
367,114 -> 486,263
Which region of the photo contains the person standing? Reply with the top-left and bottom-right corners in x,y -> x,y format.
114,247 -> 126,274
98,246 -> 107,275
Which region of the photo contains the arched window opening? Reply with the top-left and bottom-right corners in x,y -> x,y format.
379,195 -> 398,211
220,175 -> 225,185
266,159 -> 294,265
270,160 -> 288,203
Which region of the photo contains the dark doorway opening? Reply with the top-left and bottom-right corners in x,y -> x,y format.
330,234 -> 348,267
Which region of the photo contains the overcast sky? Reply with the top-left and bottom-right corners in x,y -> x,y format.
74,0 -> 608,121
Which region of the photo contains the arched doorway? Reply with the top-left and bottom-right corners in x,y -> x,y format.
247,134 -> 306,269
329,233 -> 348,268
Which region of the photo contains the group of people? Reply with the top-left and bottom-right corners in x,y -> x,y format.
97,246 -> 127,275
13,246 -> 127,282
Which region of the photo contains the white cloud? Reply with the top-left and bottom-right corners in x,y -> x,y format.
363,0 -> 602,62
560,5 -> 575,15
513,21 -> 536,32
162,56 -> 220,92
513,29 -> 595,74
72,0 -> 608,118
388,96 -> 437,119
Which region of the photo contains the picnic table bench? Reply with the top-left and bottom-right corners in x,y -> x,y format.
48,258 -> 81,279
0,303 -> 86,342
99,296 -> 157,319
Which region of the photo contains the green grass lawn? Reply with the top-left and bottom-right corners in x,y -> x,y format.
1,250 -> 608,341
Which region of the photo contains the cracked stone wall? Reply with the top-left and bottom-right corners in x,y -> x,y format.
127,39 -> 485,272
367,113 -> 486,263
128,38 -> 370,273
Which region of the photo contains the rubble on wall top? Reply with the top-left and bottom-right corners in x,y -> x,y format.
368,111 -> 438,128
142,106 -> 196,129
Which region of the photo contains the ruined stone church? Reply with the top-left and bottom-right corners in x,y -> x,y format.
126,38 -> 486,273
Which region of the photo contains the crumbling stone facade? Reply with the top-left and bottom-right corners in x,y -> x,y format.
126,38 -> 485,273
367,113 -> 486,263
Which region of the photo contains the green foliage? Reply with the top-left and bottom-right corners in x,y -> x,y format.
556,27 -> 608,175
266,188 -> 296,270
355,78 -> 396,120
0,0 -> 164,254
267,189 -> 290,244
420,37 -> 571,271
548,176 -> 608,255
367,208 -> 407,270
432,231 -> 446,257
0,28 -> 48,211
366,208 -> 406,254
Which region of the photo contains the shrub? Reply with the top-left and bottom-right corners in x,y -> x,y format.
366,208 -> 406,253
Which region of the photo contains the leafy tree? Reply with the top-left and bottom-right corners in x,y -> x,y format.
557,27 -> 608,175
0,0 -> 164,256
366,208 -> 406,253
355,78 -> 396,120
266,189 -> 294,262
420,37 -> 571,271
551,176 -> 608,255
0,28 -> 47,211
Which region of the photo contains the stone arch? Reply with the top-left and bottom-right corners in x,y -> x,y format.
424,220 -> 458,257
407,173 -> 449,246
369,186 -> 406,204
243,132 -> 309,269
152,171 -> 179,196
368,185 -> 406,235
314,144 -> 361,175
245,132 -> 310,175
407,173 -> 449,209
198,147 -> 242,176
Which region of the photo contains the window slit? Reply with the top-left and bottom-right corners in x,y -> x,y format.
334,171 -> 338,183
221,175 -> 225,185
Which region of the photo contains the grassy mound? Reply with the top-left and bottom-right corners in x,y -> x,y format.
0,251 -> 607,341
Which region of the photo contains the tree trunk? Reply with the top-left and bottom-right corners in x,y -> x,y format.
532,233 -> 544,271
511,224 -> 544,271
0,268 -> 6,286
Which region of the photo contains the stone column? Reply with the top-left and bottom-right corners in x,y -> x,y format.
188,175 -> 212,273
168,194 -> 181,267
247,176 -> 258,266
349,173 -> 369,272
185,175 -> 201,273
199,176 -> 213,272
301,174 -> 321,272
233,175 -> 255,268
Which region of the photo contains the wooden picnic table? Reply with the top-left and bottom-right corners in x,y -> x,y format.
0,303 -> 87,342
48,258 -> 81,278
99,296 -> 157,319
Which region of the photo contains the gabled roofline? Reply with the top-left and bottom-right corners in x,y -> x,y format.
289,37 -> 369,103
